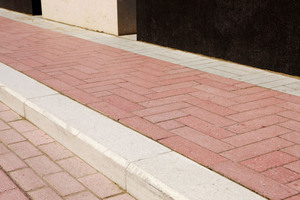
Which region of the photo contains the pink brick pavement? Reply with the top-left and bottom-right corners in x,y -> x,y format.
0,101 -> 135,200
0,16 -> 300,199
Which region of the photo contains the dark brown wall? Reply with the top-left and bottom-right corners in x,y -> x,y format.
118,0 -> 136,35
0,0 -> 41,15
137,0 -> 300,76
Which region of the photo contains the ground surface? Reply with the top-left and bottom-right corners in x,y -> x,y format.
0,10 -> 300,200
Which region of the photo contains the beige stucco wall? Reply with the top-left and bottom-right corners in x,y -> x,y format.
41,0 -> 119,35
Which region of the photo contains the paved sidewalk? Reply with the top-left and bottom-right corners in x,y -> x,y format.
0,10 -> 300,200
0,101 -> 136,200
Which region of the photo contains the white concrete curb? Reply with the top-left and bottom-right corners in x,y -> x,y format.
0,63 -> 265,200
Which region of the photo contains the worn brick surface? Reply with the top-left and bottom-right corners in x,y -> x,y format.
57,157 -> 96,178
0,110 -> 22,122
160,136 -> 227,167
287,179 -> 300,192
0,188 -> 29,200
0,15 -> 299,199
0,153 -> 27,171
28,187 -> 63,200
0,129 -> 26,144
22,130 -> 54,146
0,170 -> 16,192
285,161 -> 300,174
171,127 -> 233,153
39,142 -> 73,161
65,191 -> 98,200
262,167 -> 300,184
79,174 -> 123,198
45,172 -> 85,196
221,138 -> 294,162
9,120 -> 37,133
9,168 -> 46,191
25,155 -> 62,176
9,141 -> 42,159
240,151 -> 298,172
0,103 -> 135,200
223,125 -> 291,147
211,161 -> 299,200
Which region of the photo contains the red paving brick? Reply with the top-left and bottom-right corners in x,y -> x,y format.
288,179 -> 300,192
177,116 -> 235,139
0,129 -> 26,144
182,107 -> 236,127
227,106 -> 285,122
282,145 -> 300,158
0,103 -> 135,200
285,161 -> 300,174
278,111 -> 300,122
196,77 -> 240,91
211,161 -> 299,200
226,114 -> 289,134
190,90 -> 238,107
160,136 -> 227,167
144,110 -> 188,123
223,125 -> 291,147
39,142 -> 74,161
57,157 -> 96,178
262,167 -> 300,184
78,174 -> 123,198
0,110 -> 22,122
88,102 -> 133,120
229,97 -> 284,112
171,127 -> 233,153
0,170 -> 16,192
25,155 -> 62,176
156,120 -> 184,130
240,151 -> 298,172
0,16 -> 300,199
280,132 -> 300,144
285,194 -> 300,200
22,129 -> 54,146
120,116 -> 173,140
221,137 -> 294,162
8,141 -> 42,159
0,152 -> 27,172
0,188 -> 29,200
9,168 -> 46,191
186,97 -> 237,116
65,191 -> 98,200
280,121 -> 300,132
134,102 -> 190,117
28,187 -> 63,200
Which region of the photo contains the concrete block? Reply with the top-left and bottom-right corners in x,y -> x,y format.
41,0 -> 136,35
127,152 -> 265,200
0,63 -> 57,99
0,87 -> 26,117
24,96 -> 128,188
27,94 -> 171,163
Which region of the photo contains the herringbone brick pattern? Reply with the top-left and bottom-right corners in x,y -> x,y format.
1,17 -> 300,199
